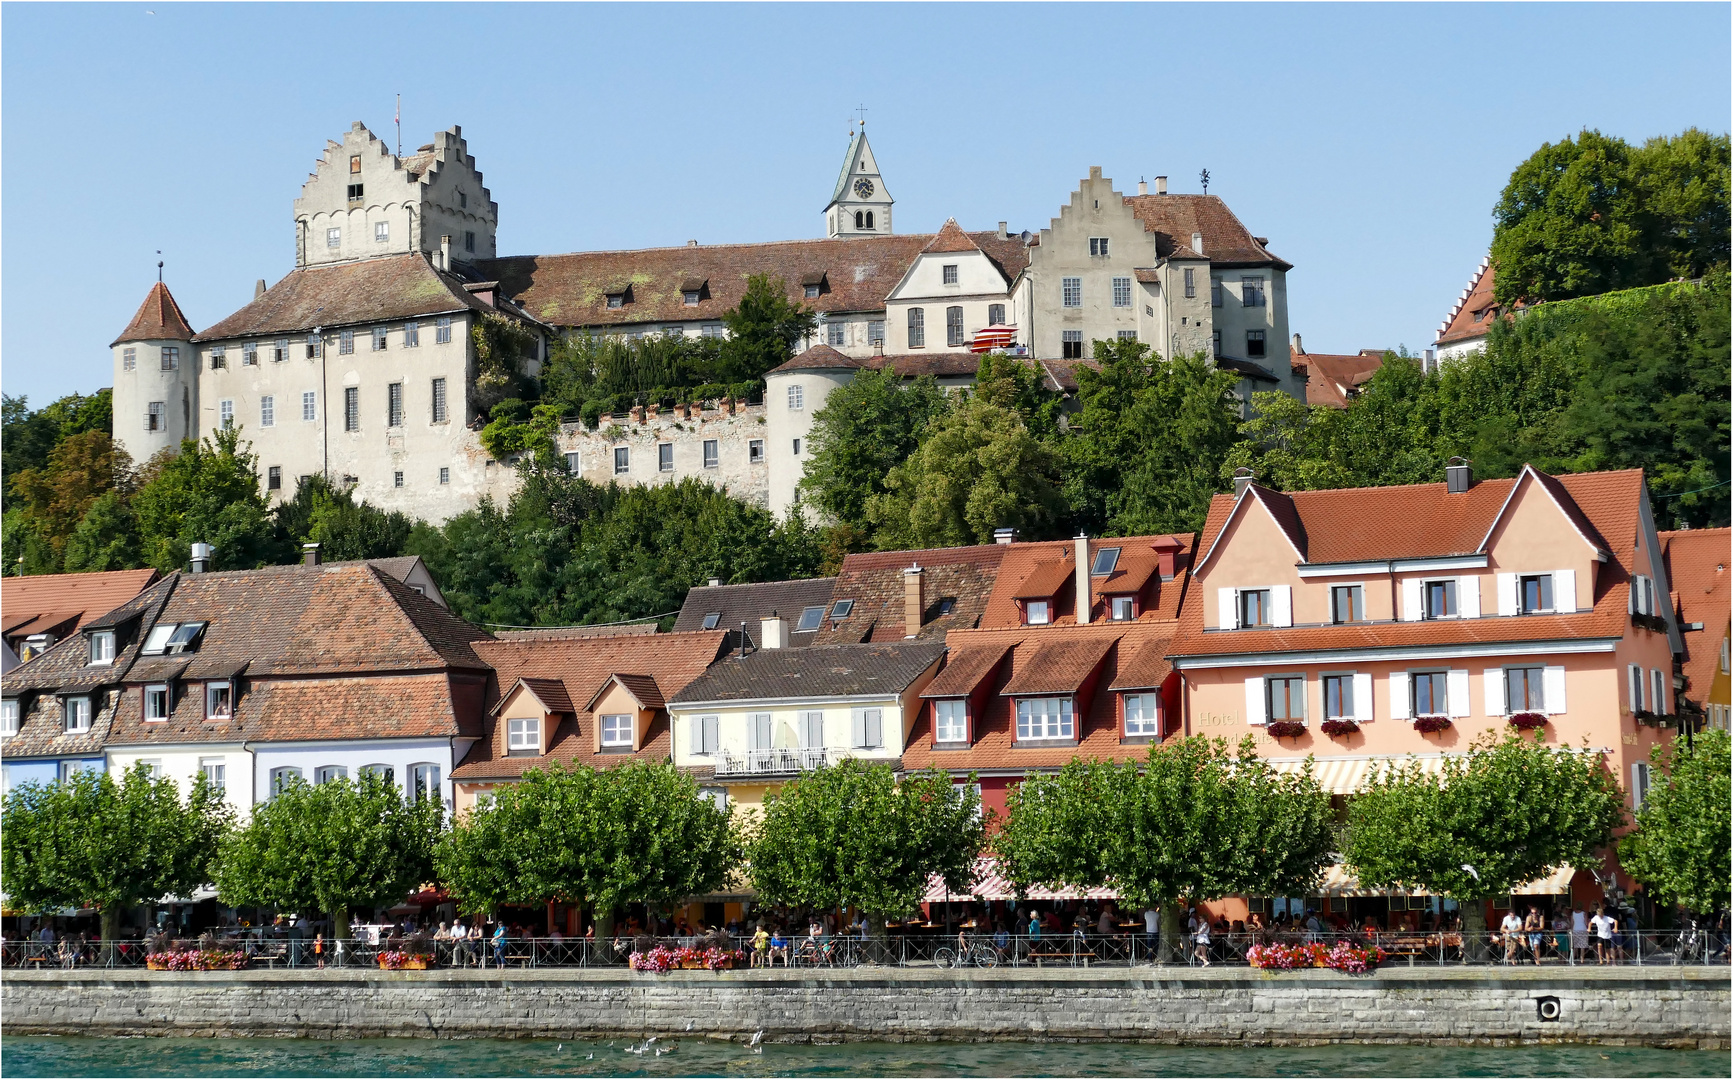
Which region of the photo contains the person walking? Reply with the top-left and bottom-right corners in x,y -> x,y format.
491,922 -> 507,969
1193,914 -> 1212,968
1590,907 -> 1616,964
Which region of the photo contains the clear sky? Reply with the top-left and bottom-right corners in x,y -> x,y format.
3,2 -> 1728,406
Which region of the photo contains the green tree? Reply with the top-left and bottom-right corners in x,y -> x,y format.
1619,729 -> 1731,916
2,390 -> 113,509
798,368 -> 951,527
866,394 -> 1064,549
2,509 -> 58,576
1,763 -> 231,955
214,773 -> 441,940
131,426 -> 291,572
436,761 -> 737,937
8,430 -> 135,568
747,760 -> 984,940
62,490 -> 143,572
1344,732 -> 1626,951
272,474 -> 412,562
719,274 -> 816,382
996,737 -> 1331,961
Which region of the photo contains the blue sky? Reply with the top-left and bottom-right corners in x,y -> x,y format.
3,2 -> 1729,406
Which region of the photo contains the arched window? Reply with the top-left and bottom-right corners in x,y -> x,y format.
360,764 -> 395,787
854,211 -> 864,229
410,762 -> 441,805
907,308 -> 925,349
269,766 -> 302,797
864,211 -> 875,230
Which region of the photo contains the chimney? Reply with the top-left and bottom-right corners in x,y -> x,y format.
708,577 -> 722,587
739,621 -> 750,658
1137,180 -> 1148,196
1074,535 -> 1091,625
1191,232 -> 1205,256
687,239 -> 698,247
1155,175 -> 1168,194
302,542 -> 322,566
1152,536 -> 1183,582
439,235 -> 452,270
903,564 -> 924,638
189,542 -> 213,574
1291,333 -> 1304,355
761,612 -> 787,650
1232,467 -> 1257,498
254,279 -> 267,301
1446,456 -> 1472,494
993,527 -> 1017,545
997,221 -> 1008,240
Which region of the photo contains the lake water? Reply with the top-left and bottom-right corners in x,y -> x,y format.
2,1036 -> 1727,1078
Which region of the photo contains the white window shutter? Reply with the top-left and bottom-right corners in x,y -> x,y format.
1484,668 -> 1506,716
1652,670 -> 1667,715
1389,673 -> 1411,719
1352,673 -> 1374,722
1447,669 -> 1471,718
1543,666 -> 1567,715
1628,580 -> 1636,614
1553,569 -> 1576,613
1401,578 -> 1424,622
852,707 -> 867,747
1496,573 -> 1519,616
866,708 -> 883,748
1245,676 -> 1267,725
1218,588 -> 1237,630
1628,665 -> 1643,711
1270,586 -> 1293,628
703,715 -> 719,754
689,715 -> 703,754
1458,576 -> 1481,619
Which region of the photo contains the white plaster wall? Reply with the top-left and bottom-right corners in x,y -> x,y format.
112,339 -> 197,464
557,404 -> 770,509
765,368 -> 854,519
107,744 -> 254,818
1211,267 -> 1297,394
1438,336 -> 1487,362
670,696 -> 911,770
1025,171 -> 1164,359
250,737 -> 461,812
884,250 -> 1012,352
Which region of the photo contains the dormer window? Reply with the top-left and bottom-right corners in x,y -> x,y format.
144,685 -> 170,722
1091,547 -> 1121,575
600,714 -> 633,749
205,682 -> 232,720
63,695 -> 92,734
804,284 -> 821,299
1110,596 -> 1135,621
606,293 -> 626,309
683,290 -> 701,306
1239,589 -> 1272,628
1520,574 -> 1554,614
507,716 -> 541,756
1024,600 -> 1051,626
89,631 -> 115,666
2,699 -> 20,738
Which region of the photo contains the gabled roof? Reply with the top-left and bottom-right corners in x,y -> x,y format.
670,577 -> 838,651
112,282 -> 196,346
585,672 -> 664,712
1,570 -> 160,648
670,641 -> 944,704
1121,193 -> 1291,270
814,545 -> 1009,644
922,219 -> 985,255
496,677 -> 576,716
981,536 -> 1192,628
1435,257 -> 1525,347
999,634 -> 1118,697
1297,348 -> 1385,409
920,641 -> 1013,699
194,253 -> 512,340
1660,527 -> 1732,705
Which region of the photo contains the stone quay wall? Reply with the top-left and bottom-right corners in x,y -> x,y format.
3,967 -> 1726,1048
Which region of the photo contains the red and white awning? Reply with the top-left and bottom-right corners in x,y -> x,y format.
923,856 -> 1119,903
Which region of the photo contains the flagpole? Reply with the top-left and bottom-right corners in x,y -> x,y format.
395,94 -> 402,157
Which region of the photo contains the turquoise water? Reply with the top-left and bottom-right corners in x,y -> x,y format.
2,1037 -> 1727,1078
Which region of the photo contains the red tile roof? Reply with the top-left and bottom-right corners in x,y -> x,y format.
999,635 -> 1117,697
513,677 -> 576,715
1661,528 -> 1731,706
1435,257 -> 1525,347
920,641 -> 1012,699
1121,194 -> 1291,270
815,544 -> 1009,645
1,570 -> 160,648
1296,348 -> 1385,408
922,219 -> 987,256
768,346 -> 989,380
980,536 -> 1192,629
111,282 -> 195,346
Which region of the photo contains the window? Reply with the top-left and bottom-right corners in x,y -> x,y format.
942,264 -> 959,285
1115,330 -> 1137,341
1211,279 -> 1223,308
431,377 -> 447,423
908,307 -> 925,347
1331,585 -> 1364,624
1061,277 -> 1082,308
1112,277 -> 1132,307
464,231 -> 476,253
1239,589 -> 1272,628
268,466 -> 282,491
142,624 -> 178,655
1184,268 -> 1196,298
614,447 -> 630,474
1722,637 -> 1730,674
601,714 -> 633,748
935,699 -> 968,744
787,383 -> 804,410
1016,697 -> 1074,741
273,339 -> 289,363
243,342 -> 258,366
1631,761 -> 1652,810
1413,671 -> 1448,716
138,759 -> 163,780
692,716 -> 720,755
851,707 -> 884,749
2,699 -> 19,737
1246,330 -> 1266,358
64,696 -> 91,734
259,396 -> 275,427
123,347 -> 136,371
350,155 -> 362,175
1267,676 -> 1305,722
388,382 -> 404,427
327,227 -> 341,249
1024,600 -> 1051,626
165,622 -> 205,652
436,317 -> 452,344
376,221 -> 389,243
700,612 -> 722,630
1089,237 -> 1110,257
702,440 -> 719,469
1323,675 -> 1355,720
344,387 -> 359,431
1110,595 -> 1135,621
1212,330 -> 1221,356
988,304 -> 1005,326
1628,664 -> 1645,711
210,347 -> 226,370
792,438 -> 802,456
146,402 -> 165,431
339,329 -> 354,355
683,289 -> 702,307
867,320 -> 884,345
796,606 -> 825,632
565,452 -> 580,474
1124,693 -> 1160,737
161,346 -> 179,371
410,763 -> 440,804
394,471 -> 404,489
458,190 -> 467,208
1241,276 -> 1266,307
270,766 -> 303,796
144,685 -> 170,721
1651,669 -> 1667,715
702,322 -> 724,339
439,467 -> 450,485
301,391 -> 317,422
306,334 -> 320,359
828,322 -> 846,346
798,710 -> 824,748
372,328 -> 388,351
315,765 -> 346,785
1505,667 -> 1545,714
748,439 -> 765,463
946,306 -> 964,347
658,443 -> 674,472
205,681 -> 232,720
804,283 -> 821,300
200,758 -> 226,794
1424,579 -> 1458,619
1062,330 -> 1084,359
1092,547 -> 1121,575
89,631 -> 115,665
507,716 -> 541,755
1520,574 -> 1554,614
830,599 -> 855,619
347,183 -> 364,201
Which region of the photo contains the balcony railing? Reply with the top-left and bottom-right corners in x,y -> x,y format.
715,747 -> 834,777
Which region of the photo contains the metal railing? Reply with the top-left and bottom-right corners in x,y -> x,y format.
715,747 -> 833,777
4,928 -> 1726,971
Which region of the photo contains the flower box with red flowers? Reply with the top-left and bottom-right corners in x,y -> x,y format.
1508,711 -> 1548,731
1319,719 -> 1360,738
1266,721 -> 1307,739
1412,715 -> 1452,734
146,949 -> 249,971
377,950 -> 431,970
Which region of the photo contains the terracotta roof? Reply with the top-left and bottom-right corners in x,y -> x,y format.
1297,349 -> 1385,409
586,672 -> 665,712
452,630 -> 726,780
477,231 -> 1030,330
492,624 -> 659,640
921,642 -> 1013,699
111,282 -> 196,346
513,677 -> 577,715
980,536 -> 1193,629
1012,559 -> 1075,601
999,634 -> 1118,697
1,570 -> 160,648
194,253 -> 507,340
1661,528 -> 1732,706
922,219 -> 985,255
1121,194 -> 1291,270
814,545 -> 1008,645
235,673 -> 468,742
900,620 -> 1180,773
1109,637 -> 1174,691
768,348 -> 986,379
671,641 -> 944,704
671,577 -> 838,652
1434,257 -> 1528,347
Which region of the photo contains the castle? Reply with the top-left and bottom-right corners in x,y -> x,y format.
111,122 -> 1300,522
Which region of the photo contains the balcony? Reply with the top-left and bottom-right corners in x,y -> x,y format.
714,747 -> 835,777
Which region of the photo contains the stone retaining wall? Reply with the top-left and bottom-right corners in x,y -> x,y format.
3,967 -> 1726,1048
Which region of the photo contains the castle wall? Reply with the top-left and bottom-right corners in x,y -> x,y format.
557,402 -> 770,510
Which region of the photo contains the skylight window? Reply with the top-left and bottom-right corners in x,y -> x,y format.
1092,547 -> 1122,575
701,612 -> 722,631
830,599 -> 855,619
795,606 -> 825,632
141,624 -> 178,655
165,622 -> 207,653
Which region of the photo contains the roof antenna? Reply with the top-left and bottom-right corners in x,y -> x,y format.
395,93 -> 402,157
1199,168 -> 1211,195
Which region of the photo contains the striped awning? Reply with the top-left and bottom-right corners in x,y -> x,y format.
1266,752 -> 1455,795
1317,863 -> 1578,897
969,326 -> 1018,353
923,857 -> 1118,904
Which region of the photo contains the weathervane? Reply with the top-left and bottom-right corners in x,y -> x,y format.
1199,168 -> 1210,194
157,250 -> 163,282
855,103 -> 868,127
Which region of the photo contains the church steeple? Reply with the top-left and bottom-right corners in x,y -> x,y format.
824,125 -> 893,238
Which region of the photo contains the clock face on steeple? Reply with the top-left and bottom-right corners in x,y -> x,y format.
854,178 -> 875,199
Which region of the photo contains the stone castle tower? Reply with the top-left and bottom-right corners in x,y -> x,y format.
824,126 -> 894,238
110,280 -> 197,463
